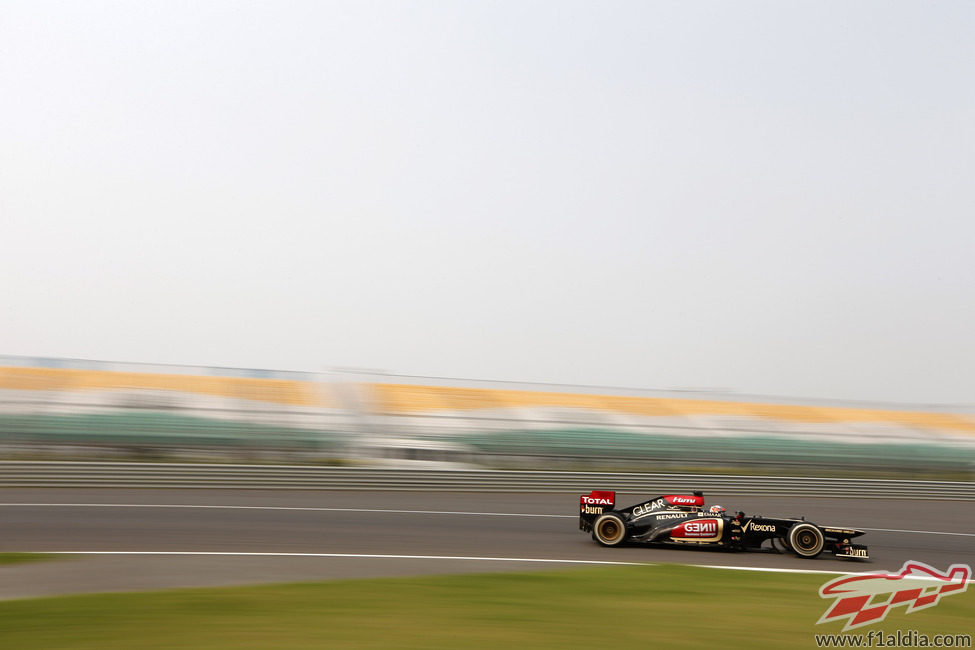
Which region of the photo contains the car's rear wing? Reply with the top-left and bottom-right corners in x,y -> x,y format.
579,490 -> 615,532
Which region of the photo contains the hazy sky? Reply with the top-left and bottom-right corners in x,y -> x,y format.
2,2 -> 973,404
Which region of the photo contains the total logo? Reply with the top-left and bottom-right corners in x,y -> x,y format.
581,496 -> 613,506
741,521 -> 776,533
581,505 -> 604,515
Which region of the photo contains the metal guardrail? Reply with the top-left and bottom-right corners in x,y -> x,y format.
1,462 -> 974,499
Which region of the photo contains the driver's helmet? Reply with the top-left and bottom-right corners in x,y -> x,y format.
709,505 -> 726,515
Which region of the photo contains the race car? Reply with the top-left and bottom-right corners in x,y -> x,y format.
579,490 -> 868,560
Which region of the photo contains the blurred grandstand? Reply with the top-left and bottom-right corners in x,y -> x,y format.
1,356 -> 973,478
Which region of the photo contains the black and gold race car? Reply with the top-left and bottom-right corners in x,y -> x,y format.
579,490 -> 868,560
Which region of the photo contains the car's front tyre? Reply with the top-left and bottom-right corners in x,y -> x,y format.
788,523 -> 825,558
592,512 -> 627,547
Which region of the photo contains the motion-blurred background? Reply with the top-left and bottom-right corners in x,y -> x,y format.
3,3 -> 974,483
2,355 -> 972,479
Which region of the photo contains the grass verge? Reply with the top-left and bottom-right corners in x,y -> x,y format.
0,564 -> 971,649
0,553 -> 60,566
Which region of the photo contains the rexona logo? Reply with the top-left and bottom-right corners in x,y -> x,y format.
741,521 -> 776,533
666,496 -> 699,505
817,561 -> 971,632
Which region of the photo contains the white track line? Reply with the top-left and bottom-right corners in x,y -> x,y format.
0,503 -> 570,518
0,551 -> 838,574
690,564 -> 975,583
27,551 -> 647,566
692,564 -> 851,576
861,527 -> 975,537
1,503 -> 973,537
11,551 -> 975,583
22,552 -> 975,581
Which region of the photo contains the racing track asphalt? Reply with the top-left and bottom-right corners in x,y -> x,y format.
0,489 -> 973,599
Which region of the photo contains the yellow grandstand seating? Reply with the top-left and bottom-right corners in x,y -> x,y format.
0,367 -> 330,407
368,383 -> 975,435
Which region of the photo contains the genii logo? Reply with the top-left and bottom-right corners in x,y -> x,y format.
670,518 -> 723,541
817,561 -> 971,631
682,520 -> 717,536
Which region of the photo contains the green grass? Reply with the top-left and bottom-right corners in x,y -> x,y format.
0,565 -> 972,649
0,553 -> 59,566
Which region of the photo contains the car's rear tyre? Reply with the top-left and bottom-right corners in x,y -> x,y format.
788,523 -> 825,558
592,513 -> 627,547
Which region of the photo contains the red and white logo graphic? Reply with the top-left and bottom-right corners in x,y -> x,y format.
817,561 -> 971,631
671,519 -> 720,538
664,494 -> 704,507
580,491 -> 615,507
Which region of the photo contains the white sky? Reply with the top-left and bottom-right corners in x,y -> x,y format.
1,1 -> 973,404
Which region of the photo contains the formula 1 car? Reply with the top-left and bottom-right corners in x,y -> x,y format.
579,490 -> 868,560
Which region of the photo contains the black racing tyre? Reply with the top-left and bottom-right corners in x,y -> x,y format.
592,512 -> 627,547
788,523 -> 825,558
